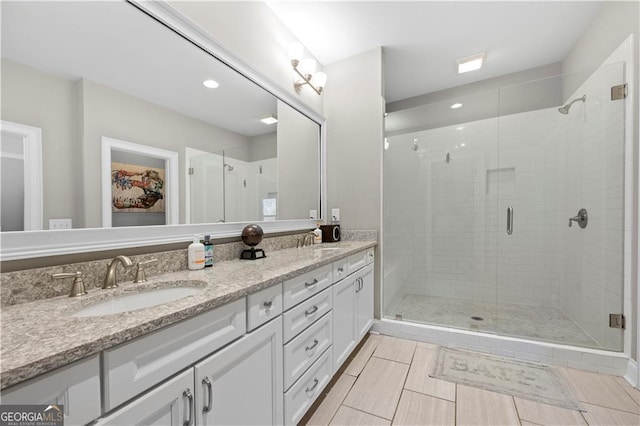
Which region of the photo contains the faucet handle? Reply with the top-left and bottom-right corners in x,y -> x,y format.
134,259 -> 158,283
53,271 -> 88,297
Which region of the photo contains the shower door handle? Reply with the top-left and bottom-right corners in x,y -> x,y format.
507,207 -> 513,235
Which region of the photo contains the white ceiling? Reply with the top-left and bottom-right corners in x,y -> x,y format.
267,1 -> 603,103
1,1 -> 277,137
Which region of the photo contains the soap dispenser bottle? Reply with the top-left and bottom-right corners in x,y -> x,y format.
313,223 -> 323,244
188,236 -> 205,270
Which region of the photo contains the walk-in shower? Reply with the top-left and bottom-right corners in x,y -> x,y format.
383,62 -> 626,351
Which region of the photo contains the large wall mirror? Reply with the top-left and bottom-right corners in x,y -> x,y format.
1,1 -> 323,259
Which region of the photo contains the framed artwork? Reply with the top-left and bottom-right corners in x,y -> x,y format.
111,162 -> 166,213
101,137 -> 178,227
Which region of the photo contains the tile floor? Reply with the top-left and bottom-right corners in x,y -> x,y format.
392,294 -> 598,348
300,334 -> 640,425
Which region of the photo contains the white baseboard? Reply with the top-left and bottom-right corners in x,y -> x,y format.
624,358 -> 638,388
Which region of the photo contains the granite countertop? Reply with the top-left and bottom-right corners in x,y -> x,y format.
0,241 -> 375,389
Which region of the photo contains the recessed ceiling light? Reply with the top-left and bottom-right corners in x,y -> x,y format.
203,79 -> 219,89
450,103 -> 463,109
260,115 -> 278,125
457,52 -> 485,74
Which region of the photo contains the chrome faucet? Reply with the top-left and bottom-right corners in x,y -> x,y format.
103,255 -> 133,289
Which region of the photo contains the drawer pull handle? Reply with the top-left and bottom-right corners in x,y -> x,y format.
306,339 -> 319,352
337,267 -> 344,273
305,278 -> 319,288
305,305 -> 319,316
202,377 -> 213,413
263,300 -> 273,310
306,378 -> 319,396
183,388 -> 194,426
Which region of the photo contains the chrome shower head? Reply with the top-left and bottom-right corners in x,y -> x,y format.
558,95 -> 586,115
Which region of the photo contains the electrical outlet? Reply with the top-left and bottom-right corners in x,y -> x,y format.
309,209 -> 318,220
49,219 -> 72,230
331,208 -> 340,222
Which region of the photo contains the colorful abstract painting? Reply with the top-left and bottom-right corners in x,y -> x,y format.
111,162 -> 165,213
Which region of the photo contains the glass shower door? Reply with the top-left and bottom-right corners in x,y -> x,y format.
383,90 -> 501,334
496,63 -> 626,350
189,151 -> 224,224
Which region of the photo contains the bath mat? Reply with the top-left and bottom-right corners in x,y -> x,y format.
431,347 -> 583,411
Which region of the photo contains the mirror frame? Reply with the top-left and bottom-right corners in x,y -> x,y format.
1,0 -> 327,261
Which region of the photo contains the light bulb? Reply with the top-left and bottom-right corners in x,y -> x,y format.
311,72 -> 327,89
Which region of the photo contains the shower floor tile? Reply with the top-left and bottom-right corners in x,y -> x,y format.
391,294 -> 598,348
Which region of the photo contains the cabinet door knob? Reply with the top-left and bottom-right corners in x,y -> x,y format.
263,300 -> 273,310
183,388 -> 194,426
202,377 -> 213,413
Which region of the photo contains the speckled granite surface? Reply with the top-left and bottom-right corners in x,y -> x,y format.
0,240 -> 375,389
0,233 -> 308,307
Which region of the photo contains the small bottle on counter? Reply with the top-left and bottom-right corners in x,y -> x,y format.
203,235 -> 214,267
188,236 -> 205,270
313,223 -> 323,244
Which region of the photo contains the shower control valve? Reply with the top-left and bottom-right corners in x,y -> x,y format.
568,208 -> 588,229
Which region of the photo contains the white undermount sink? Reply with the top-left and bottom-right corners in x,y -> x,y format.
72,283 -> 204,317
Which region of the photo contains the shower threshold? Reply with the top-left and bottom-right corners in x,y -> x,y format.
391,294 -> 599,349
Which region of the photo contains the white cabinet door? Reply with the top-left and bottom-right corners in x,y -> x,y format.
103,298 -> 245,411
195,317 -> 283,425
1,355 -> 101,426
355,264 -> 374,339
95,369 -> 194,426
332,274 -> 357,371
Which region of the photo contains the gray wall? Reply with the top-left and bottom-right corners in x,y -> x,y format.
325,47 -> 384,316
277,100 -> 320,220
562,0 -> 639,362
79,79 -> 252,228
1,60 -> 79,228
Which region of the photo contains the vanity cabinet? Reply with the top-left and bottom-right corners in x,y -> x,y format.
195,317 -> 283,425
0,355 -> 101,426
95,369 -> 194,426
102,298 -> 246,411
332,263 -> 374,371
98,317 -> 283,426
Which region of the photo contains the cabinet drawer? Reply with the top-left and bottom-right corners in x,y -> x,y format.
247,283 -> 283,331
1,355 -> 101,426
333,249 -> 374,283
284,347 -> 332,426
102,298 -> 246,411
283,312 -> 332,390
283,264 -> 332,310
282,286 -> 332,343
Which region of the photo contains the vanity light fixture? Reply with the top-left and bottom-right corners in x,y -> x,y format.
202,79 -> 219,89
450,103 -> 463,109
260,115 -> 278,125
288,42 -> 327,95
457,52 -> 485,74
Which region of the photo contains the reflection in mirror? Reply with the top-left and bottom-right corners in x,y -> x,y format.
1,0 -> 321,232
